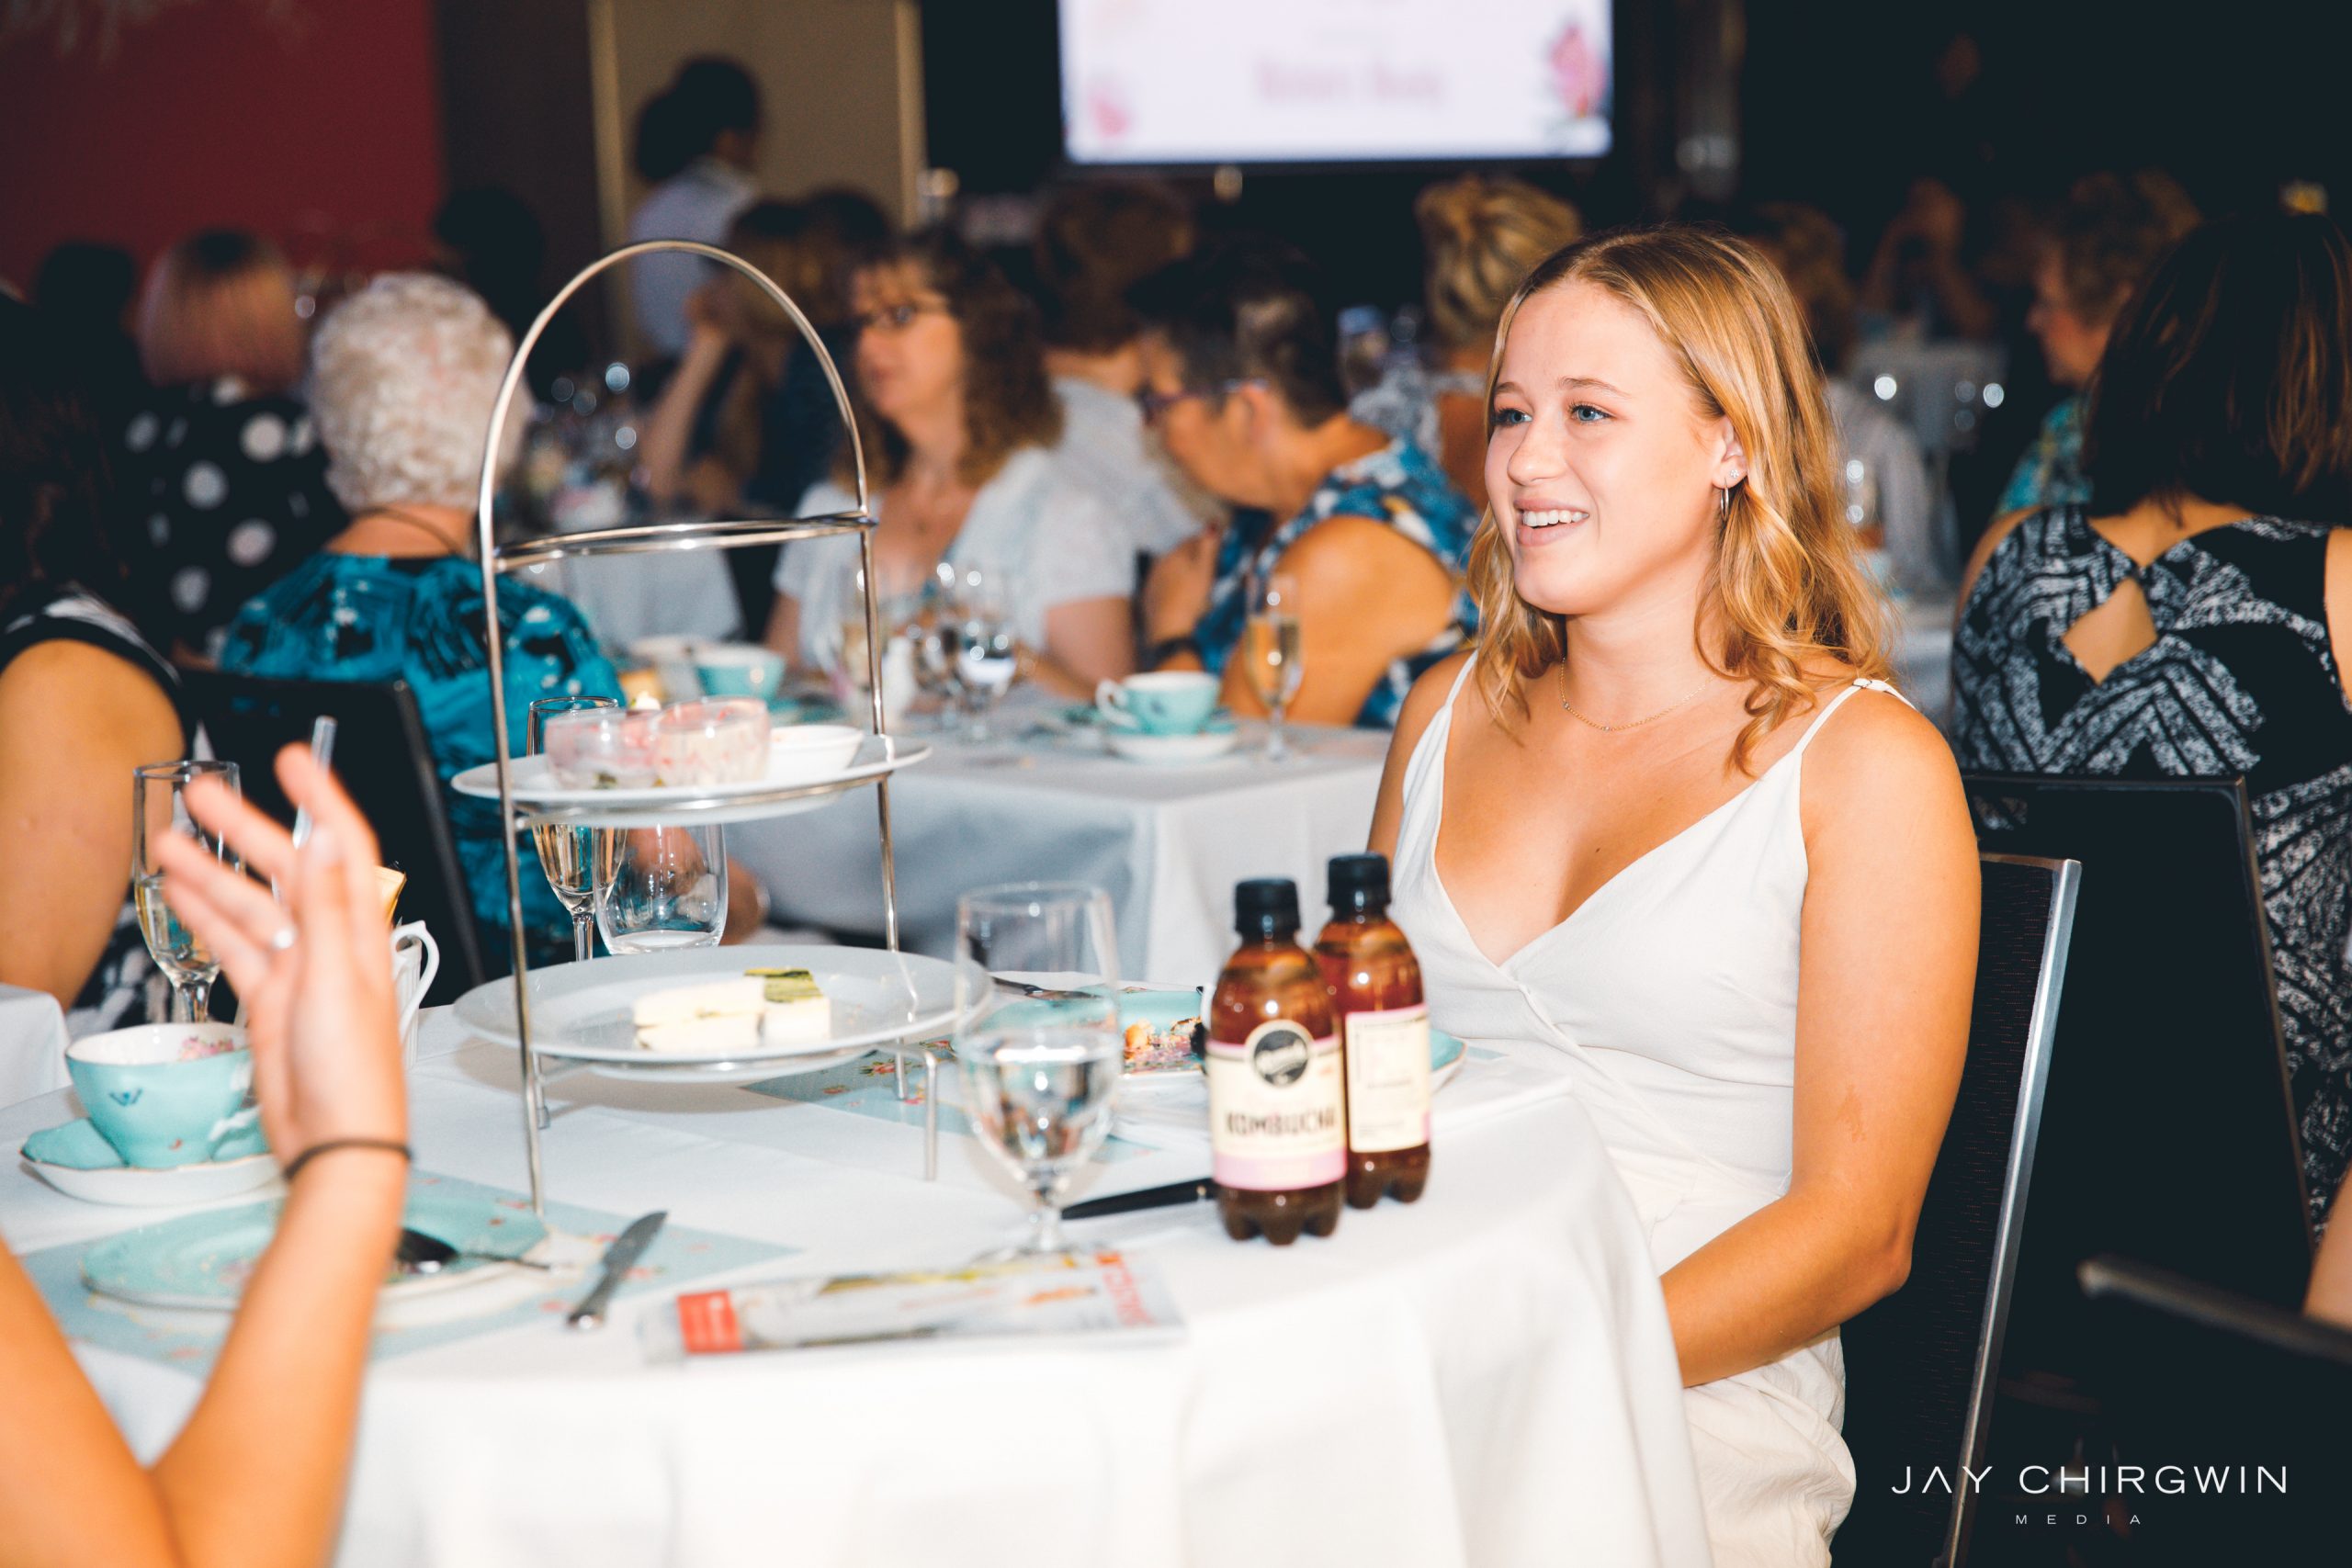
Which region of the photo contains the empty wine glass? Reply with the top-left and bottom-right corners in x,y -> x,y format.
594,824 -> 729,953
1243,570 -> 1306,761
948,567 -> 1019,742
132,760 -> 242,1021
954,883 -> 1123,1255
528,695 -> 619,963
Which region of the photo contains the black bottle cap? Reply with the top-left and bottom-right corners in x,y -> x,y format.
1328,852 -> 1391,916
1234,877 -> 1300,940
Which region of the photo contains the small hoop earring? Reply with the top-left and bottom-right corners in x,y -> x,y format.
1715,485 -> 1732,521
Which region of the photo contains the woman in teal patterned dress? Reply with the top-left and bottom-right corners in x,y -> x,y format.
1128,240 -> 1477,728
220,275 -> 617,968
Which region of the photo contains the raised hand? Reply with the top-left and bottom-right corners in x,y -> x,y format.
153,746 -> 407,1165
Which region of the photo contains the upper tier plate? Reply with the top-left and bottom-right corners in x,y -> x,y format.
450,733 -> 926,827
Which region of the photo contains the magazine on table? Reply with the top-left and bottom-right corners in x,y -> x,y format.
645,1248 -> 1183,1358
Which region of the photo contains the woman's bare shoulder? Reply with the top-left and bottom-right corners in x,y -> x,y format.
1796,674 -> 1966,829
1392,649 -> 1477,758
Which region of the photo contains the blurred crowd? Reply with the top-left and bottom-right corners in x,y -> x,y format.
0,51 -> 2342,1168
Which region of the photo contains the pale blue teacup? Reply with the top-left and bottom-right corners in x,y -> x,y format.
1097,671 -> 1221,736
66,1022 -> 261,1169
695,644 -> 786,702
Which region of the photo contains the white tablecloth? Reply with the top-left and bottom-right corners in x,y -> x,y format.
731,721 -> 1392,989
517,549 -> 741,651
0,1008 -> 1712,1568
0,982 -> 71,1109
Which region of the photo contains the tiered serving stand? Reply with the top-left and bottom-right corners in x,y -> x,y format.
469,241 -> 951,1219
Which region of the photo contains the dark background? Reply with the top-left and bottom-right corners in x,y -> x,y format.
924,0 -> 2352,310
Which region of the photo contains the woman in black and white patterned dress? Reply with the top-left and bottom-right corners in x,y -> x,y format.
115,231 -> 344,660
1952,214 -> 2352,1224
0,299 -> 197,1044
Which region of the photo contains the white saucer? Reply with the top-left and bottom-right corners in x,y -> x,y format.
21,1150 -> 283,1208
1103,725 -> 1240,763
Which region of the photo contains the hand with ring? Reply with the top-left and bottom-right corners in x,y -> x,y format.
154,746 -> 409,1167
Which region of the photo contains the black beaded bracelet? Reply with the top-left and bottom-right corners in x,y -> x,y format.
282,1138 -> 413,1184
1145,633 -> 1204,671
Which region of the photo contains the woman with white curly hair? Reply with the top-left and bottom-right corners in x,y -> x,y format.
219,273 -> 619,969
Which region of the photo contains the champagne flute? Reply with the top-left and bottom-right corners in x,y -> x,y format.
1244,570 -> 1306,762
132,760 -> 241,1022
595,824 -> 729,953
528,695 -> 619,963
954,883 -> 1123,1255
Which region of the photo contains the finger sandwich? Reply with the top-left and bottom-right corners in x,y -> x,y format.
632,968 -> 832,1053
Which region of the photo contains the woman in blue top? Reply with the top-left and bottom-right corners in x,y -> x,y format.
220,275 -> 617,968
1131,240 -> 1477,728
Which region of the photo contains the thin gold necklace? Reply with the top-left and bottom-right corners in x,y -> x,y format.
1556,661 -> 1711,733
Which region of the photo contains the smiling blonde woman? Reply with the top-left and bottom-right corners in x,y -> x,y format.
1369,226 -> 1980,1566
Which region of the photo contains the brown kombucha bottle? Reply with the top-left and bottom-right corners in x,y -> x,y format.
1315,853 -> 1431,1208
1206,878 -> 1345,1245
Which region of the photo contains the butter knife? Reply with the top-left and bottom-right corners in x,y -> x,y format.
566,1210 -> 666,1331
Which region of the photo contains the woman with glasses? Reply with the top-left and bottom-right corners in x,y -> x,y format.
1130,238 -> 1477,728
763,229 -> 1135,697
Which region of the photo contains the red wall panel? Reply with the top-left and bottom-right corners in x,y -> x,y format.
0,2 -> 445,292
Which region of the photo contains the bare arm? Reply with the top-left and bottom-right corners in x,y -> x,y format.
1658,692 -> 1979,1386
762,592 -> 802,666
0,642 -> 183,1009
2308,1172 -> 2352,1325
1367,650 -> 1470,861
1218,515 -> 1459,726
0,750 -> 410,1568
638,325 -> 734,506
1029,595 -> 1136,697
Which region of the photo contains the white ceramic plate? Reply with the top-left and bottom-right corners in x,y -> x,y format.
82,1185 -> 551,1314
1103,725 -> 1240,764
453,944 -> 968,1072
449,733 -> 928,827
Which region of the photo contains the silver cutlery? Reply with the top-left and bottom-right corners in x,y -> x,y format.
393,1226 -> 552,1275
992,978 -> 1151,1002
566,1210 -> 667,1331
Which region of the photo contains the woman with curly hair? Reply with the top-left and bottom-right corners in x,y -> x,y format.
1367,226 -> 1981,1565
218,273 -> 617,968
763,228 -> 1132,696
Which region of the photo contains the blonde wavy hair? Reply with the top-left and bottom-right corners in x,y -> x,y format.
1467,225 -> 1892,773
1417,175 -> 1584,355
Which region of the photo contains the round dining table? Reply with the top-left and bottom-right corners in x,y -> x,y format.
1,1006 -> 1713,1568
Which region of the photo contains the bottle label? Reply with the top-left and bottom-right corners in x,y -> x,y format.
1205,1018 -> 1345,1190
1344,1004 -> 1431,1153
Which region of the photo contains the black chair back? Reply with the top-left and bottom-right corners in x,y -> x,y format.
2074,1256 -> 2352,1562
1836,852 -> 2079,1567
1962,776 -> 2311,1341
184,670 -> 484,1006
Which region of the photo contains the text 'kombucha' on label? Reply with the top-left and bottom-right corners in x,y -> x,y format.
1205,1018 -> 1346,1191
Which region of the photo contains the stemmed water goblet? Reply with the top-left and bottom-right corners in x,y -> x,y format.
953,883 -> 1124,1255
528,695 -> 620,963
132,760 -> 242,1021
947,567 -> 1018,743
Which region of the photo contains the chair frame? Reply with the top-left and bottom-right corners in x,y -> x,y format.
1947,852 -> 2079,1564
